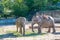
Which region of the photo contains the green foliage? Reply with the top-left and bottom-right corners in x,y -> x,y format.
0,0 -> 60,18
33,0 -> 48,10
5,29 -> 46,37
12,1 -> 29,17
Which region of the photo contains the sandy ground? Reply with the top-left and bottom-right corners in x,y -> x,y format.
0,23 -> 60,40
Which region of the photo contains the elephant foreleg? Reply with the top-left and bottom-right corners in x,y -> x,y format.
16,22 -> 19,32
23,25 -> 25,36
17,26 -> 18,32
31,23 -> 34,32
52,24 -> 56,33
38,23 -> 41,34
20,26 -> 22,34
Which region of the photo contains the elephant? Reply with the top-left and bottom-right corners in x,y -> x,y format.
31,13 -> 56,34
31,13 -> 42,33
16,17 -> 26,35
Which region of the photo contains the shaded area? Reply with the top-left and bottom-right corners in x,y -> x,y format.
53,32 -> 60,35
0,32 -> 46,39
0,33 -> 16,39
24,33 -> 46,37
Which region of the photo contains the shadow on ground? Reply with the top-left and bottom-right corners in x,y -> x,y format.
24,33 -> 46,37
0,33 -> 16,39
1,32 -> 60,39
0,32 -> 47,39
53,32 -> 60,35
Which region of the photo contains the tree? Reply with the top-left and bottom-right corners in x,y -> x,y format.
1,0 -> 29,18
12,0 -> 29,17
1,0 -> 60,19
1,0 -> 14,18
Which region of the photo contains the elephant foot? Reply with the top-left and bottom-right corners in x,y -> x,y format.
38,31 -> 41,34
32,30 -> 34,32
47,31 -> 50,33
17,31 -> 18,32
22,32 -> 25,36
19,31 -> 22,34
52,31 -> 56,34
22,34 -> 25,36
16,29 -> 18,32
33,31 -> 34,32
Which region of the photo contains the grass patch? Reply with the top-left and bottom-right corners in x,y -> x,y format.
0,29 -> 47,38
5,29 -> 47,37
0,28 -> 3,31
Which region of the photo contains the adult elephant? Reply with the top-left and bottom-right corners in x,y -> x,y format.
16,17 -> 26,35
31,13 -> 56,34
31,13 -> 42,33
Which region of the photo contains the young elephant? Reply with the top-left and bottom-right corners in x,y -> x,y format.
16,17 -> 26,35
31,14 -> 56,34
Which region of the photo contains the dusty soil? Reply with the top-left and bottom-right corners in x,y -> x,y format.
0,23 -> 60,40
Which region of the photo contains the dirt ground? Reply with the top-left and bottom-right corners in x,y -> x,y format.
0,23 -> 60,40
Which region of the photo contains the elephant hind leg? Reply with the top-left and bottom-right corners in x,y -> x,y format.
38,27 -> 41,34
16,26 -> 18,32
47,26 -> 51,33
19,26 -> 22,34
38,23 -> 41,34
31,23 -> 34,32
52,25 -> 56,33
20,27 -> 22,34
16,23 -> 19,32
23,26 -> 25,36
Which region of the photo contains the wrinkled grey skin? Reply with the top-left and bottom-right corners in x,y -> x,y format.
31,14 -> 42,34
31,14 -> 56,34
16,17 -> 26,35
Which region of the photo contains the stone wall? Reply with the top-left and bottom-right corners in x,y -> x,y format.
39,10 -> 60,18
